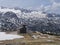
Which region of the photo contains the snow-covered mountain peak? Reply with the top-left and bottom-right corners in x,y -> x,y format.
0,7 -> 47,18
0,7 -> 21,13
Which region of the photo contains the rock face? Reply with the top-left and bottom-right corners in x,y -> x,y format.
0,11 -> 19,31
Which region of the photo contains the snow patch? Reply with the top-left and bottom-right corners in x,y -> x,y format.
0,32 -> 24,41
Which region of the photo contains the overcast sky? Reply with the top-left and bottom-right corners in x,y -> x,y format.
0,0 -> 60,14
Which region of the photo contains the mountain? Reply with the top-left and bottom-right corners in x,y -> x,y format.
14,7 -> 33,13
0,7 -> 60,35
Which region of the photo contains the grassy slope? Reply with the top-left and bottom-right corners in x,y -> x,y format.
15,34 -> 60,45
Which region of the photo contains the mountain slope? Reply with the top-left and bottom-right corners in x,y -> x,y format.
0,7 -> 60,35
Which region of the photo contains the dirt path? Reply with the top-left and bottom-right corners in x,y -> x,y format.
6,31 -> 18,35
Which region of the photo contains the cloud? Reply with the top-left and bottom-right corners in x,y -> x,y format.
46,2 -> 60,14
0,0 -> 60,14
36,1 -> 60,14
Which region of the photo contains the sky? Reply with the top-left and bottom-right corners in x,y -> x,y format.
0,0 -> 60,14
